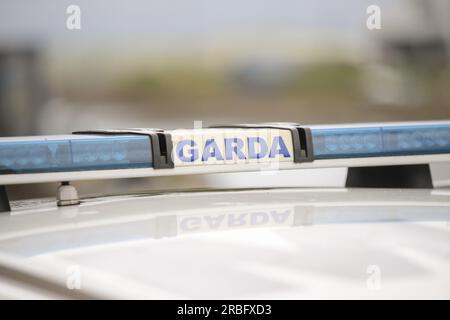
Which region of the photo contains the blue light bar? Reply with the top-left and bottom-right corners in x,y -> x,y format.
1,123 -> 450,177
0,135 -> 152,174
312,124 -> 450,159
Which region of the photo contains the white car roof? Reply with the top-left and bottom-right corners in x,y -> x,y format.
0,187 -> 449,299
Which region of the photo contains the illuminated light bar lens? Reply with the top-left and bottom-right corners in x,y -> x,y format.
312,124 -> 450,159
0,135 -> 152,174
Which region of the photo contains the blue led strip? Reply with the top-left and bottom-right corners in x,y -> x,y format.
312,124 -> 450,159
0,135 -> 153,174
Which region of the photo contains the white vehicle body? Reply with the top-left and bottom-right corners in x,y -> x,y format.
1,120 -> 449,299
0,187 -> 449,299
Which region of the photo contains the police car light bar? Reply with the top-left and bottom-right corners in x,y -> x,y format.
1,121 -> 450,185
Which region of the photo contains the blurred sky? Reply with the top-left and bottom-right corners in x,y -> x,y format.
0,0 -> 396,47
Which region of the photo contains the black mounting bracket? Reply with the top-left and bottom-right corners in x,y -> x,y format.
0,185 -> 11,212
346,164 -> 433,188
73,128 -> 174,169
210,123 -> 314,163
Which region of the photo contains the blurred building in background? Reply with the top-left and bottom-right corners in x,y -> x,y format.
0,46 -> 46,136
1,0 -> 449,198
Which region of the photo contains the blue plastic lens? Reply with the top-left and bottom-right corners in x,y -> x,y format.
312,124 -> 450,159
0,135 -> 152,174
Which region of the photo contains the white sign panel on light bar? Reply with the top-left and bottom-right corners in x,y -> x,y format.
171,128 -> 294,167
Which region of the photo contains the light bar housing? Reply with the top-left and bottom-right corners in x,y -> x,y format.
73,128 -> 174,169
0,121 -> 450,185
312,124 -> 450,159
0,134 -> 152,174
